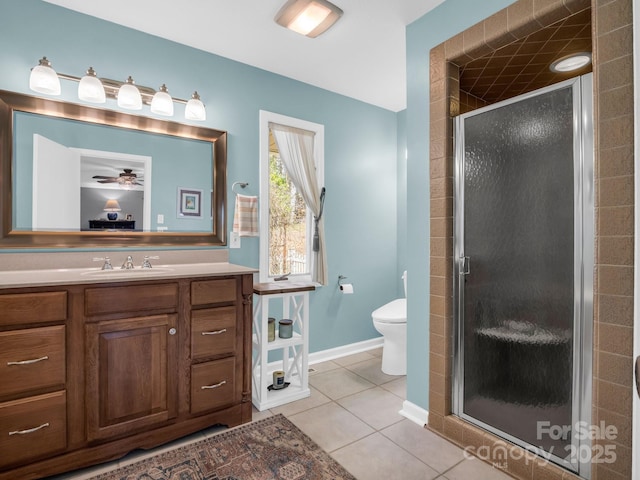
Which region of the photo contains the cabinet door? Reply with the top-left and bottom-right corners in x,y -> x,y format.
86,314 -> 178,441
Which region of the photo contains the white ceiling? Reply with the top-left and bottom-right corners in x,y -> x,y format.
43,0 -> 445,112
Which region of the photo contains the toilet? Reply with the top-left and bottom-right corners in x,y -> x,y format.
372,271 -> 407,375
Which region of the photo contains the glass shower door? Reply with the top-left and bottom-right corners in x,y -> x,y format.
453,75 -> 593,474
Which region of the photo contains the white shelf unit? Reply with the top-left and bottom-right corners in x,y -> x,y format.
251,282 -> 314,411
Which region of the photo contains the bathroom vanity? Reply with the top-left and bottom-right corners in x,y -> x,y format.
0,262 -> 255,480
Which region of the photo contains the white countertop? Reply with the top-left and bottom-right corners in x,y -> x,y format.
0,262 -> 257,288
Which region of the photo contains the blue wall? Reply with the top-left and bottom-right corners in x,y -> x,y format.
0,0 -> 400,355
405,0 -> 517,409
0,0 -> 530,413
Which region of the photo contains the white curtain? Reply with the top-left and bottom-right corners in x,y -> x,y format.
270,122 -> 327,285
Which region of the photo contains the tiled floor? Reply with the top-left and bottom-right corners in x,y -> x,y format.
49,348 -> 512,479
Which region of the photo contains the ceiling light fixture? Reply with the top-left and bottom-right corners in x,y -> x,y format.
28,56 -> 207,121
550,52 -> 592,73
275,0 -> 343,38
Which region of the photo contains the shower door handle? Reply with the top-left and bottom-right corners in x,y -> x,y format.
459,256 -> 470,276
635,356 -> 640,398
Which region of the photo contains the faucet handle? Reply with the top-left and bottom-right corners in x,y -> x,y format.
92,256 -> 113,270
141,255 -> 159,269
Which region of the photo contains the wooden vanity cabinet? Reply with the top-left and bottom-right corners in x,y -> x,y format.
0,273 -> 253,480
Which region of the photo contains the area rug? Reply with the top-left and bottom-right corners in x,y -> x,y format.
89,414 -> 356,480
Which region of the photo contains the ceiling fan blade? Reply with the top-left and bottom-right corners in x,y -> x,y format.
97,179 -> 117,183
93,175 -> 117,180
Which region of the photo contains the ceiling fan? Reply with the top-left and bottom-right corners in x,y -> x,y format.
93,168 -> 143,186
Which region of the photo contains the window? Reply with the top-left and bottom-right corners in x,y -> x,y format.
259,111 -> 324,283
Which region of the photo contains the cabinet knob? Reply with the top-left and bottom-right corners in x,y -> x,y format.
168,328 -> 177,335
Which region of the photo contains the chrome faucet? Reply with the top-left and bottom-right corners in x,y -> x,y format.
121,255 -> 135,270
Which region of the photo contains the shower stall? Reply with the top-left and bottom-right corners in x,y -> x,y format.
453,74 -> 593,477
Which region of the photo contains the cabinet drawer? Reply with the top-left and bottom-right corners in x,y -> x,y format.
191,307 -> 237,359
0,326 -> 65,398
0,291 -> 66,327
191,278 -> 237,306
0,390 -> 67,469
85,283 -> 178,316
190,357 -> 235,414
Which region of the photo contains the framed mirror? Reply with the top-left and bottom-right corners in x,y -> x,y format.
0,90 -> 227,248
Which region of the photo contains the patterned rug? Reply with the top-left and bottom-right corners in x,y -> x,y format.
89,414 -> 356,480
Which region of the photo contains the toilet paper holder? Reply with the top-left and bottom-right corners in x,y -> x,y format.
338,275 -> 354,293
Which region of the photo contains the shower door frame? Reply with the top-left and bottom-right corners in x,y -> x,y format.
452,74 -> 594,477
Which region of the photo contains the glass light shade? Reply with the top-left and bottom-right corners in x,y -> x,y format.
550,53 -> 591,73
150,84 -> 174,116
29,57 -> 61,95
117,76 -> 142,110
185,92 -> 206,121
288,2 -> 331,35
78,67 -> 106,103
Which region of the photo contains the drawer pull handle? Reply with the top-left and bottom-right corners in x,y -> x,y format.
202,329 -> 227,336
201,380 -> 226,390
7,355 -> 49,366
9,422 -> 50,436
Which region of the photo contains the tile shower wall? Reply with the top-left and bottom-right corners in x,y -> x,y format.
426,0 -> 634,479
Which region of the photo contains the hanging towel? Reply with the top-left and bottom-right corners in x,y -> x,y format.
233,194 -> 259,237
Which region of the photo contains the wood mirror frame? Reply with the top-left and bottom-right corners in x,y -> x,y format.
0,90 -> 227,248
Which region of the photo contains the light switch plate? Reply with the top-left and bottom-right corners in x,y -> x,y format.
157,214 -> 164,224
230,231 -> 241,248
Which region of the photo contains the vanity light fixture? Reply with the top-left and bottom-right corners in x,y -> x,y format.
550,52 -> 592,73
117,76 -> 143,110
185,91 -> 206,121
275,0 -> 343,38
78,67 -> 106,103
150,84 -> 174,116
28,56 -> 207,120
29,57 -> 61,95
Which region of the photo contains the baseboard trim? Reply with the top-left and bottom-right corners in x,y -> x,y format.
308,337 -> 384,365
399,400 -> 428,427
263,337 -> 384,374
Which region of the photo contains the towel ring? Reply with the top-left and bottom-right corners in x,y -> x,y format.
232,182 -> 249,194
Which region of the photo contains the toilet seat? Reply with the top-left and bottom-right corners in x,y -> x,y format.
372,299 -> 406,324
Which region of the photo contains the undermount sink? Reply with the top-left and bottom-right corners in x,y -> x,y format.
81,267 -> 175,277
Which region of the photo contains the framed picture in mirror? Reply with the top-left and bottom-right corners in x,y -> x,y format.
178,187 -> 202,218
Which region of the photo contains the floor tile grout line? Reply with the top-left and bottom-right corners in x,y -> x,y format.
306,362 -> 447,475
